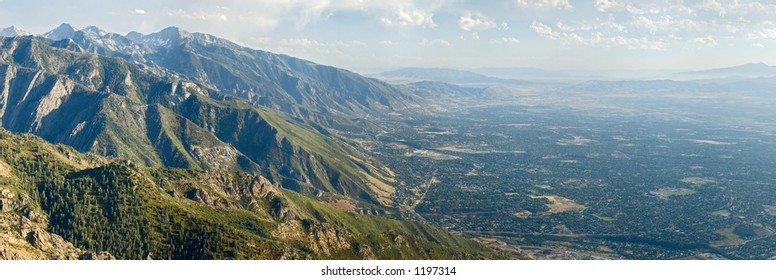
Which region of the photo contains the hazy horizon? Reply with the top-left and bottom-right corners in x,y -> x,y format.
2,0 -> 776,73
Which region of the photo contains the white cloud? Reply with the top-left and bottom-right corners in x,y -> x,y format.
632,15 -> 675,34
699,0 -> 776,17
752,43 -> 765,48
419,39 -> 450,46
530,21 -> 664,50
164,1 -> 440,30
459,12 -> 498,31
607,36 -> 665,50
490,37 -> 521,44
748,27 -> 776,39
594,0 -> 625,12
275,38 -> 366,49
335,40 -> 367,47
279,38 -> 325,47
539,1 -> 776,51
530,21 -> 555,37
380,7 -> 436,28
596,0 -> 776,17
459,12 -> 508,41
167,9 -> 236,25
378,40 -> 400,45
251,37 -> 273,44
594,0 -> 663,14
517,0 -> 573,9
134,9 -> 146,15
689,36 -> 718,47
282,0 -> 439,28
557,18 -> 625,33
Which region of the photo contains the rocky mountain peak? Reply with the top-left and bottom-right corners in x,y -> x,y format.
139,26 -> 190,47
81,26 -> 108,38
125,31 -> 144,41
0,26 -> 31,37
43,23 -> 81,40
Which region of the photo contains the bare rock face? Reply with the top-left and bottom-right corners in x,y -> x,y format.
186,171 -> 302,220
0,213 -> 83,260
25,229 -> 83,259
0,159 -> 12,178
268,196 -> 298,221
185,188 -> 213,205
189,144 -> 240,170
196,172 -> 279,201
78,251 -> 115,260
307,223 -> 353,256
249,176 -> 277,198
272,220 -> 306,241
0,187 -> 113,260
0,187 -> 15,212
271,219 -> 354,258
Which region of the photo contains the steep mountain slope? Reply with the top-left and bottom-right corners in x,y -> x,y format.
34,24 -> 421,131
0,35 -> 396,208
0,130 -> 113,260
138,27 -> 419,112
0,129 -> 492,259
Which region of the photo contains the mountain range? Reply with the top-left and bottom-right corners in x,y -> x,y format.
0,34 -> 403,209
0,24 -> 495,259
37,24 -> 420,130
0,22 -> 434,206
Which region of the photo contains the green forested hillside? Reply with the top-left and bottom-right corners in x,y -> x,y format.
0,129 -> 494,259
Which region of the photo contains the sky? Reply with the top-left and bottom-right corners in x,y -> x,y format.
2,0 -> 776,74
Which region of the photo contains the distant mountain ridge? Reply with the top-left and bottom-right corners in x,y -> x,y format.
377,63 -> 776,83
474,67 -> 571,80
376,67 -> 500,84
374,67 -> 533,85
674,62 -> 776,80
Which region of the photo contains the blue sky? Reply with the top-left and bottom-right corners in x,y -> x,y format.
2,0 -> 776,73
